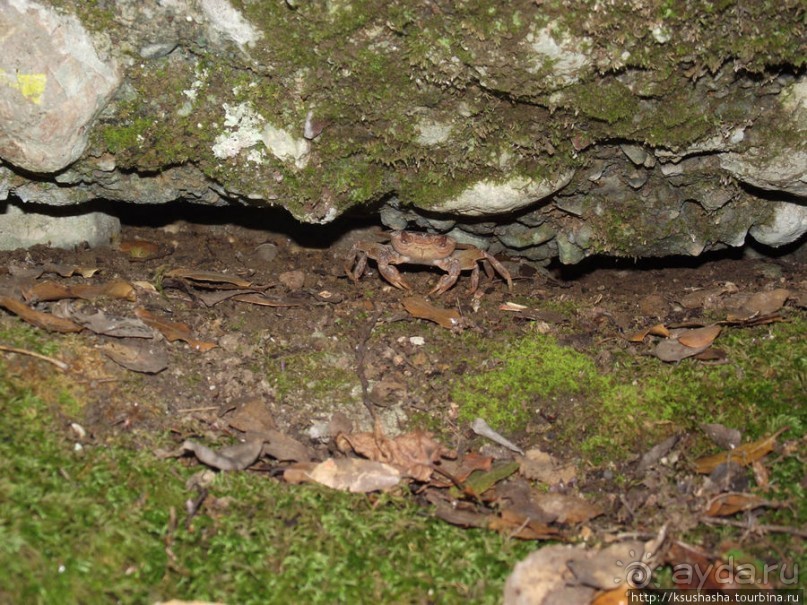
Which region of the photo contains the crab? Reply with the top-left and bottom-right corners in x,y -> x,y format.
345,230 -> 513,296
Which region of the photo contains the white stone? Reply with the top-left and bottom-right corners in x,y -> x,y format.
200,0 -> 262,48
524,25 -> 591,85
0,0 -> 120,172
432,171 -> 574,216
261,124 -> 310,169
749,201 -> 807,246
0,202 -> 120,250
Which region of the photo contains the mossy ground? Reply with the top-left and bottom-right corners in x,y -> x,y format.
0,358 -> 532,604
0,221 -> 804,598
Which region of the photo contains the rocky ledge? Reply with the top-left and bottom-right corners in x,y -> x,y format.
0,0 -> 805,258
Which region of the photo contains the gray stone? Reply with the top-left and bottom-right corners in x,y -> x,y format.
0,0 -> 120,172
749,201 -> 807,246
0,201 -> 120,250
496,222 -> 556,249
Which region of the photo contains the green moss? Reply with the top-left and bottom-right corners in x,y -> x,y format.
453,332 -> 607,431
0,368 -> 534,603
452,315 -> 807,463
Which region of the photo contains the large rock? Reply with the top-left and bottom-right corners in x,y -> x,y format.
0,0 -> 804,259
0,0 -> 120,173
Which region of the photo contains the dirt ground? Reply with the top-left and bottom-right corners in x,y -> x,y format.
1,205 -> 805,595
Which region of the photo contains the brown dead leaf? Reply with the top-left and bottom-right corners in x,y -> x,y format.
22,279 -> 135,303
740,289 -> 791,316
0,296 -> 83,333
679,284 -> 737,310
165,268 -> 254,289
530,492 -> 604,525
402,295 -> 462,330
282,462 -> 317,484
118,239 -> 163,261
251,429 -> 314,463
518,448 -> 577,485
160,438 -> 263,471
677,325 -> 721,348
230,293 -> 306,307
592,584 -> 631,605
225,396 -> 276,433
705,492 -> 773,517
694,429 -> 786,474
654,338 -> 710,362
68,309 -> 155,338
307,458 -> 402,492
504,545 -> 598,605
336,429 -> 452,482
437,452 -> 493,485
665,541 -> 751,590
627,323 -> 670,342
489,508 -> 560,540
135,307 -> 217,352
99,339 -> 169,374
41,262 -> 100,278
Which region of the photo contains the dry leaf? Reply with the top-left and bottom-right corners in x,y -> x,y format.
23,280 -> 135,303
252,429 -> 314,463
41,262 -> 99,278
165,268 -> 254,288
402,295 -> 462,330
694,429 -> 786,474
705,492 -> 773,517
740,289 -> 791,316
504,545 -> 598,605
307,458 -> 402,493
231,293 -> 306,307
518,448 -> 577,485
69,309 -> 155,338
677,325 -> 721,348
336,429 -> 451,482
488,508 -> 560,540
592,584 -> 631,605
530,492 -> 604,525
627,323 -> 670,342
118,239 -> 163,260
162,439 -> 263,471
225,396 -> 276,433
0,296 -> 83,333
135,308 -> 217,352
654,338 -> 710,362
99,340 -> 168,374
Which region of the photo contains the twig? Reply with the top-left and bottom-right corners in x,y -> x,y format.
700,516 -> 807,539
355,304 -> 384,423
185,487 -> 209,530
177,406 -> 219,414
0,344 -> 69,371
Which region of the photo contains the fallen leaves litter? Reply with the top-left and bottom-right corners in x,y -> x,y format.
402,295 -> 462,330
165,268 -> 255,289
135,307 -> 218,351
335,429 -> 452,482
0,295 -> 83,333
704,492 -> 774,517
98,339 -> 169,374
306,458 -> 402,493
694,429 -> 787,474
159,439 -> 263,472
22,279 -> 135,303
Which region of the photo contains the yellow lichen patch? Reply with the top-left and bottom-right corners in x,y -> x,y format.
0,69 -> 47,104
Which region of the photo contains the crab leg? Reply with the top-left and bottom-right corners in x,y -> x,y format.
429,257 -> 462,296
484,253 -> 513,292
377,261 -> 413,291
345,248 -> 368,284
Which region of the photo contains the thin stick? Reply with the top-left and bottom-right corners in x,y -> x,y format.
355,304 -> 384,423
0,344 -> 69,371
700,516 -> 807,539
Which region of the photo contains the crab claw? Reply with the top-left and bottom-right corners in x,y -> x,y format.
428,257 -> 462,296
377,262 -> 412,291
